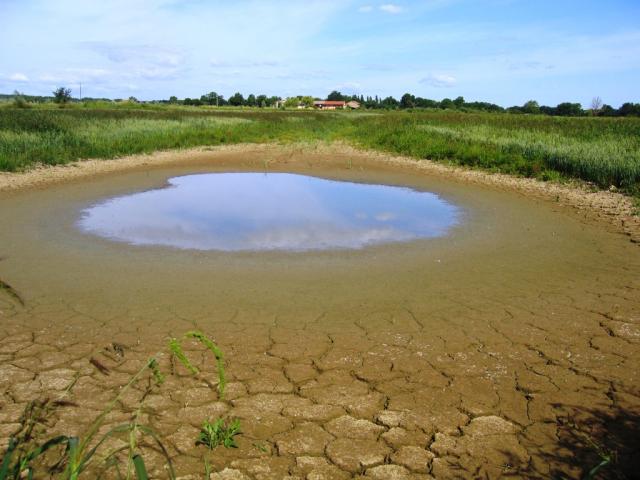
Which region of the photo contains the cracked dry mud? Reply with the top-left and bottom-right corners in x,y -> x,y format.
0,147 -> 639,479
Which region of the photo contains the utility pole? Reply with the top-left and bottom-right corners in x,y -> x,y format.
79,82 -> 82,101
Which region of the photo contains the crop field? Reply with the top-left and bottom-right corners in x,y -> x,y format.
1,107 -> 639,195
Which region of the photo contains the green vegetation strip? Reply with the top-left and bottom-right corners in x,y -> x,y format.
0,108 -> 638,195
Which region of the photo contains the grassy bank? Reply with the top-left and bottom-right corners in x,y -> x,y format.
1,107 -> 639,195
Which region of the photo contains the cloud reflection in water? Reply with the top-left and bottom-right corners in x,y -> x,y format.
78,173 -> 461,251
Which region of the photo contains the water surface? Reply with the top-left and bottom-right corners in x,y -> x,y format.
78,173 -> 460,251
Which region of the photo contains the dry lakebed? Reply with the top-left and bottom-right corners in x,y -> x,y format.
0,144 -> 638,479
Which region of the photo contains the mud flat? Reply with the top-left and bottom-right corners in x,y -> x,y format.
0,145 -> 639,478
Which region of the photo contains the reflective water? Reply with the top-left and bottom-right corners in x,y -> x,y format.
78,173 -> 461,251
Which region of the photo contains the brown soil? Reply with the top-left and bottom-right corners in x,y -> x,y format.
0,145 -> 638,479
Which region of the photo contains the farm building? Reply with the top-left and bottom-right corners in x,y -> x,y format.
346,100 -> 361,109
313,100 -> 346,110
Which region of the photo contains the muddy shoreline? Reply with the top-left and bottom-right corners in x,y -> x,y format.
0,145 -> 639,479
0,142 -> 638,243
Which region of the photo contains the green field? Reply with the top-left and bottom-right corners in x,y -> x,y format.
1,107 -> 639,195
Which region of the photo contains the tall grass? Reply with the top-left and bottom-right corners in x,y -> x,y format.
345,113 -> 640,190
0,107 -> 638,194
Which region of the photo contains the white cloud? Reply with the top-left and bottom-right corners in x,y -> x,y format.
379,4 -> 404,14
38,68 -> 111,85
77,173 -> 437,251
85,43 -> 185,80
8,72 -> 29,82
1,0 -> 637,104
86,43 -> 184,68
0,0 -> 348,98
358,3 -> 404,14
420,73 -> 457,87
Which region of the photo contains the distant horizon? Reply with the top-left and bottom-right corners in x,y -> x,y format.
2,0 -> 639,107
2,89 -> 637,110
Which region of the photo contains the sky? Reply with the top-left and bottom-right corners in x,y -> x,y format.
1,0 -> 639,107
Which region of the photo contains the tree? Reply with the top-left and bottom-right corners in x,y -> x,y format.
52,87 -> 72,104
327,90 -> 345,101
13,90 -> 29,108
522,100 -> 540,114
284,97 -> 300,108
380,96 -> 399,108
400,93 -> 415,109
465,101 -> 503,112
617,102 -> 640,117
168,96 -> 178,104
600,104 -> 616,116
453,96 -> 465,108
590,96 -> 603,115
539,105 -> 556,115
267,96 -> 280,107
555,102 -> 583,116
300,96 -> 315,108
415,97 -> 438,109
440,98 -> 454,109
228,92 -> 245,106
200,92 -> 220,105
256,94 -> 268,108
246,94 -> 256,107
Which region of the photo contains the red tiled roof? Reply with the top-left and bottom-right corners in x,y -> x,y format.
314,100 -> 346,105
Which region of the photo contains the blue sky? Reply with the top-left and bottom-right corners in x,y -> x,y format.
1,0 -> 639,106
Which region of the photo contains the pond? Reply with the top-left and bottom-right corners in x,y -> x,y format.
78,172 -> 461,251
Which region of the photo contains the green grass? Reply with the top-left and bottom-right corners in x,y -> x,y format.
169,330 -> 226,398
196,419 -> 241,450
1,106 -> 639,195
343,112 -> 640,192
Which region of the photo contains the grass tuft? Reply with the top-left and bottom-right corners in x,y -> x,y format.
196,418 -> 241,450
169,331 -> 226,398
168,337 -> 198,374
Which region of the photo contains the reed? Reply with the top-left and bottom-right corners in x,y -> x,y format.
1,107 -> 638,195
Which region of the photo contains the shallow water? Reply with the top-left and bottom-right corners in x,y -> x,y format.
0,148 -> 638,478
78,173 -> 460,251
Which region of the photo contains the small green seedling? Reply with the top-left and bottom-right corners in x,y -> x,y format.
196,418 -> 241,450
252,442 -> 268,453
169,331 -> 226,398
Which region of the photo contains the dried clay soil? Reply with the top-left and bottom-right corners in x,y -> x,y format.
0,144 -> 638,479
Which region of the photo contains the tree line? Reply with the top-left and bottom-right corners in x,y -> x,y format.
4,88 -> 640,117
178,90 -> 640,117
177,92 -> 282,107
